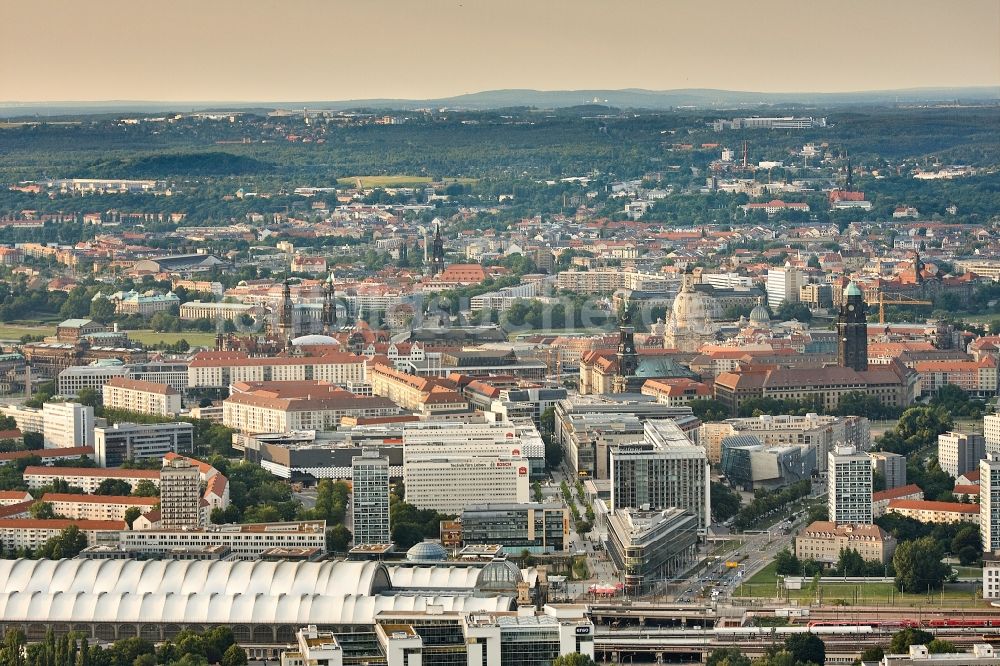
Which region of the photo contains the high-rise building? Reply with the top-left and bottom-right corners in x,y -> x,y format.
938,431 -> 986,478
766,265 -> 804,309
42,401 -> 94,449
828,444 -> 873,525
985,413 -> 1000,456
837,283 -> 868,371
94,422 -> 194,468
352,449 -> 390,546
981,453 -> 1000,553
159,458 -> 202,528
609,420 -> 710,530
870,451 -> 907,489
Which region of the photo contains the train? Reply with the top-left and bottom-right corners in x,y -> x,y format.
807,619 -> 1000,629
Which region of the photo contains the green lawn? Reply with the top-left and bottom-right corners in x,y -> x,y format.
737,563 -> 985,606
336,175 -> 477,188
0,324 -> 56,341
126,330 -> 217,348
958,313 -> 1000,324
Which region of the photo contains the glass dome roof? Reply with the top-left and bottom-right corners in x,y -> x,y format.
405,541 -> 449,562
475,558 -> 523,593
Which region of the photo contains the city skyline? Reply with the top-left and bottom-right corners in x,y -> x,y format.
1,0 -> 998,102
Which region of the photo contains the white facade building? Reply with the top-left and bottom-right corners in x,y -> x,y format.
985,414 -> 1000,456
119,521 -> 327,560
403,456 -> 530,514
42,402 -> 95,449
352,449 -> 391,546
24,466 -> 160,493
160,458 -> 202,528
41,493 -> 159,521
981,453 -> 1000,553
828,445 -> 874,525
103,378 -> 182,416
766,265 -> 804,309
938,431 -> 986,479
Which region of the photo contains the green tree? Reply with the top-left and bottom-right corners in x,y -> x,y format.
553,653 -> 597,666
392,523 -> 425,550
37,524 -> 88,559
29,501 -> 56,519
326,524 -> 352,552
893,536 -> 950,593
76,388 -> 102,409
23,432 -> 43,450
707,648 -> 751,666
222,644 -> 249,666
710,482 -> 741,522
774,549 -> 801,576
89,297 -> 116,324
926,640 -> 958,654
784,632 -> 825,666
124,506 -> 142,529
95,478 -> 133,496
889,628 -> 934,654
860,646 -> 884,662
133,479 -> 159,497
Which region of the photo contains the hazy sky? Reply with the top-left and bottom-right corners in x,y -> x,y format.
3,0 -> 998,101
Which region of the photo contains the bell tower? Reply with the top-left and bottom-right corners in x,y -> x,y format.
837,282 -> 868,371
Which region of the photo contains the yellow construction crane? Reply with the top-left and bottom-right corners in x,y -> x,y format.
877,291 -> 933,324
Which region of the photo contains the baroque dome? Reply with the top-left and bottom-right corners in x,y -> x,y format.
749,303 -> 771,326
291,334 -> 341,346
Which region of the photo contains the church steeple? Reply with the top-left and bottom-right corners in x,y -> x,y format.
278,279 -> 294,341
322,272 -> 338,332
845,157 -> 854,192
431,223 -> 446,276
616,306 -> 638,378
837,282 -> 868,371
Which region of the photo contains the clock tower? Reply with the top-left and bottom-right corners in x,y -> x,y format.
838,282 -> 868,371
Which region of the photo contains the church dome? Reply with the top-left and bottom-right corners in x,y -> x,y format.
749,304 -> 771,326
290,334 -> 341,346
670,288 -> 714,330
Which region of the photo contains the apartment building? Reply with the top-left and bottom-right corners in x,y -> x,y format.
913,358 -> 999,399
94,422 -> 195,467
986,414 -> 1000,456
872,484 -> 924,518
0,518 -> 124,552
938,431 -> 986,478
223,381 -> 399,434
118,521 -> 327,560
103,377 -> 182,416
886,499 -> 980,524
983,454 -> 1000,553
160,458 -> 202,528
188,351 -> 366,389
24,466 -> 160,493
351,449 -> 391,546
870,451 -> 908,490
41,493 -> 158,521
828,445 -> 873,525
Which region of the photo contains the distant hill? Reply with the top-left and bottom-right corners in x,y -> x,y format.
2,86 -> 997,116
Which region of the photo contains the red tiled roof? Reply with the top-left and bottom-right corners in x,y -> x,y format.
888,499 -> 980,514
872,484 -> 923,503
0,518 -> 125,530
42,493 -> 158,506
23,466 -> 159,479
105,377 -> 178,396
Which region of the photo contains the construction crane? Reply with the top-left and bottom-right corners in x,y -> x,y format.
877,291 -> 933,324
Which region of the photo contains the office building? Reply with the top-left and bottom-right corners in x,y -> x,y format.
460,503 -> 570,553
58,362 -> 130,396
939,431 -> 986,478
281,626 -> 343,666
981,453 -> 1000,553
609,420 -> 710,530
102,377 -> 182,416
160,458 -> 202,528
187,350 -> 366,389
42,401 -> 94,449
719,439 -> 813,491
766,265 -> 804,309
871,452 -> 908,490
352,449 -> 391,546
794,521 -> 896,565
94,422 -> 194,467
881,644 -> 1000,666
403,455 -> 530,514
606,507 -> 699,593
828,445 -> 874,525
